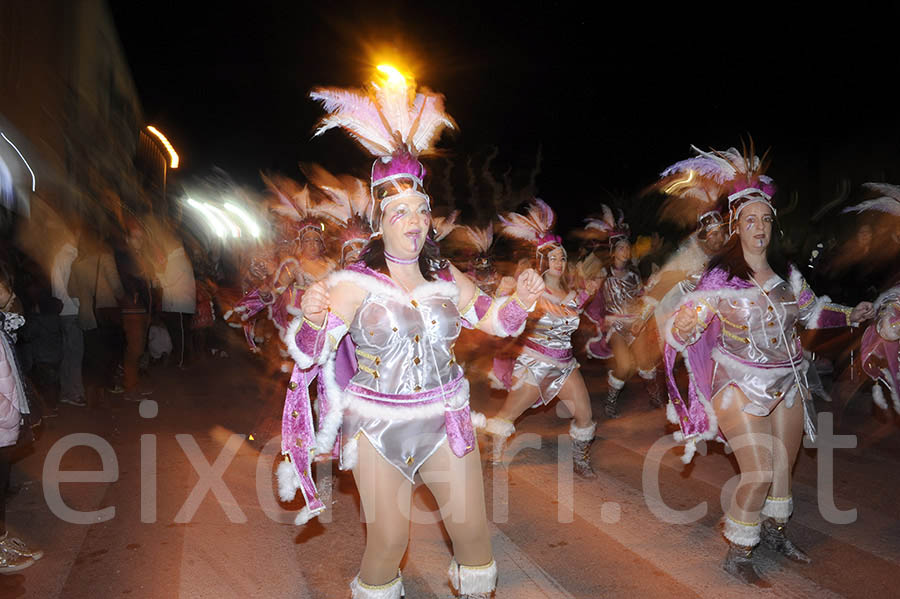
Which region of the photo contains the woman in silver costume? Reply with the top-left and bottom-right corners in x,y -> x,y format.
287,71 -> 544,599
593,213 -> 662,418
485,200 -> 600,477
666,146 -> 873,586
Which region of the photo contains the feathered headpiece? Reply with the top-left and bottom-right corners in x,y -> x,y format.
499,198 -> 564,271
299,163 -> 374,264
431,210 -> 459,242
584,204 -> 630,249
261,172 -> 330,244
309,68 -> 455,225
458,224 -> 494,255
661,143 -> 774,237
843,183 -> 900,217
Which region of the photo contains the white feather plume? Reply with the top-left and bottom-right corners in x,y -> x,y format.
843,182 -> 900,216
498,198 -> 556,243
310,82 -> 455,158
432,210 -> 459,241
458,225 -> 494,253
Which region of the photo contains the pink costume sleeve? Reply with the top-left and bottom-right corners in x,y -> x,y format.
790,265 -> 853,329
459,287 -> 531,338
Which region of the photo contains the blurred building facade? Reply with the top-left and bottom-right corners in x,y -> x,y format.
0,0 -> 164,237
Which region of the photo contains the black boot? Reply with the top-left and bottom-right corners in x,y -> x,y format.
606,372 -> 624,419
722,541 -> 770,587
761,518 -> 811,563
640,369 -> 664,408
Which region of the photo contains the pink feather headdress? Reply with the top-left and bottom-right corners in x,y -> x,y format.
660,143 -> 774,237
584,204 -> 630,248
309,70 -> 455,223
499,199 -> 564,270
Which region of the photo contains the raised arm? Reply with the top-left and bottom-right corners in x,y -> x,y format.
449,264 -> 543,337
285,280 -> 362,368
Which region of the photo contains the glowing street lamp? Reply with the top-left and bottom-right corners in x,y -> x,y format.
376,64 -> 407,87
146,125 -> 180,169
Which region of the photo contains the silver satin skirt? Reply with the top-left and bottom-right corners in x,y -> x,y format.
711,348 -> 810,416
512,347 -> 579,407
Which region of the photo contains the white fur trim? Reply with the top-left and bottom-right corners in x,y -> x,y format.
872,383 -> 888,410
485,417 -> 515,439
293,505 -> 315,526
488,369 -> 508,389
345,380 -> 470,422
448,559 -> 498,594
674,345 -> 721,464
222,309 -> 234,321
666,401 -> 679,425
276,458 -> 301,502
607,371 -> 625,390
711,347 -> 805,377
723,516 -> 761,547
761,495 -> 793,519
638,368 -> 657,380
281,314 -> 315,369
350,573 -> 404,599
342,436 -> 359,470
314,355 -> 347,456
327,268 -> 460,306
470,410 -> 487,430
569,420 -> 596,442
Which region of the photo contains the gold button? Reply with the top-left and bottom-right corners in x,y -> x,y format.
289,381 -> 298,391
405,456 -> 414,465
673,398 -> 680,404
375,357 -> 381,365
291,410 -> 299,418
767,321 -> 774,327
682,417 -> 689,423
431,319 -> 437,324
442,303 -> 448,307
771,337 -> 778,344
373,372 -> 379,379
392,327 -> 398,332
413,357 -> 420,365
411,299 -> 418,307
370,331 -> 375,336
414,334 -> 420,343
414,385 -> 422,391
465,445 -> 472,450
295,438 -> 304,448
767,306 -> 774,312
774,390 -> 783,398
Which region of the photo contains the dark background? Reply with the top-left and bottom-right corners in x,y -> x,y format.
110,1 -> 900,236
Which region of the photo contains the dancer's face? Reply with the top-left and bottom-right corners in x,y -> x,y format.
613,240 -> 631,264
299,232 -> 324,259
546,247 -> 567,277
381,196 -> 431,259
737,201 -> 773,254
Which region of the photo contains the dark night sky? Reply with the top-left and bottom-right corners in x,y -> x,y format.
110,2 -> 900,232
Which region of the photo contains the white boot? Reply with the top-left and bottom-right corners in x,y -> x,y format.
350,571 -> 404,598
449,558 -> 498,598
484,418 -> 515,466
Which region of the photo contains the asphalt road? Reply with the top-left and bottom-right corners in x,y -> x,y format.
2,329 -> 898,598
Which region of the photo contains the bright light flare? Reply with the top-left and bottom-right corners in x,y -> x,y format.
146,125 -> 180,169
187,198 -> 225,238
224,202 -> 262,238
665,170 -> 695,194
1,131 -> 36,191
376,64 -> 407,87
205,203 -> 241,238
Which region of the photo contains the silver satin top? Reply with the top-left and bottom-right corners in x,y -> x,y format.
528,292 -> 583,352
348,292 -> 463,394
693,275 -> 811,415
603,266 -> 643,317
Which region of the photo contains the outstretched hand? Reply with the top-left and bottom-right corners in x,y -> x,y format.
850,301 -> 875,324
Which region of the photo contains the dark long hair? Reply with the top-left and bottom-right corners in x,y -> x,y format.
359,233 -> 447,281
706,229 -> 790,282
